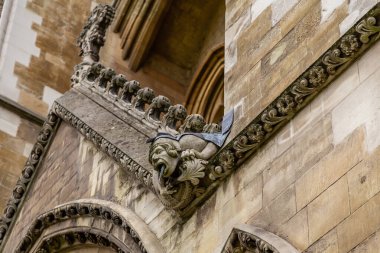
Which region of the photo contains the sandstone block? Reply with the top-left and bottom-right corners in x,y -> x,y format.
295,127 -> 365,210
235,138 -> 276,192
249,184 -> 296,231
219,175 -> 263,233
347,147 -> 380,212
350,229 -> 380,253
308,176 -> 350,244
305,229 -> 338,253
279,208 -> 309,251
278,0 -> 320,35
358,37 -> 380,82
292,115 -> 333,178
263,145 -> 296,205
271,0 -> 298,26
337,191 -> 380,253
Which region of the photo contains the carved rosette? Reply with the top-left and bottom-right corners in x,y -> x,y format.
0,112 -> 60,247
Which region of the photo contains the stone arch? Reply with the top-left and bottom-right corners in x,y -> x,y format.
221,225 -> 300,253
185,44 -> 224,123
15,199 -> 164,253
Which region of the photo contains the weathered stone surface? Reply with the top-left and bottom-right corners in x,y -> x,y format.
337,191 -> 380,253
306,229 -> 339,253
350,229 -> 380,253
219,174 -> 263,233
250,185 -> 296,231
347,147 -> 380,212
56,88 -> 153,171
263,146 -> 296,205
308,176 -> 350,244
279,208 -> 309,251
296,127 -> 365,210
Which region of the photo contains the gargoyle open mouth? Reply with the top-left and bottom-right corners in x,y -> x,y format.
154,160 -> 168,179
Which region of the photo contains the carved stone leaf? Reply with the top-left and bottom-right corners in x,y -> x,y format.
356,15 -> 380,43
178,159 -> 207,185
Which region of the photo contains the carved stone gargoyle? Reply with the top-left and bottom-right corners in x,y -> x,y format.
148,110 -> 233,211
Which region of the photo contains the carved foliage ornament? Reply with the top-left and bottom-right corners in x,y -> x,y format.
207,4 -> 380,190
15,202 -> 148,253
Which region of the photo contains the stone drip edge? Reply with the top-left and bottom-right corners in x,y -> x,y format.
1,4 -> 380,249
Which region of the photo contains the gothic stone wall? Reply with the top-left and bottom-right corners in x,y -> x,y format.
217,0 -> 380,252
4,1 -> 380,253
225,0 -> 379,138
4,46 -> 380,252
1,121 -> 170,252
0,0 -> 109,223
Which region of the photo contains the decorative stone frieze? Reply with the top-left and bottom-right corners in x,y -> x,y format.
203,4 -> 380,193
15,202 -> 152,253
0,112 -> 61,248
77,4 -> 115,62
222,225 -> 299,253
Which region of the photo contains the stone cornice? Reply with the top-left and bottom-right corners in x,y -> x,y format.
52,101 -> 154,190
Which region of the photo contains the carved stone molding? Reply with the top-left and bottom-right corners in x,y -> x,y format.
34,229 -> 129,253
0,112 -> 61,249
221,225 -> 299,253
15,201 -> 159,253
57,3 -> 380,218
181,3 -> 380,217
52,102 -> 154,191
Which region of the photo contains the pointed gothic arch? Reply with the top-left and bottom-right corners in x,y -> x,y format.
15,199 -> 164,253
185,44 -> 224,123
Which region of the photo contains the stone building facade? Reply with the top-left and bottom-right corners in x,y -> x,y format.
1,0 -> 380,253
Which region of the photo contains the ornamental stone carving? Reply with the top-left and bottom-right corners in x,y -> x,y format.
77,4 -> 115,62
14,201 -> 165,253
148,111 -> 233,212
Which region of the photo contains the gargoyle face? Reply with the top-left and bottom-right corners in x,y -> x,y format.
149,142 -> 179,179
